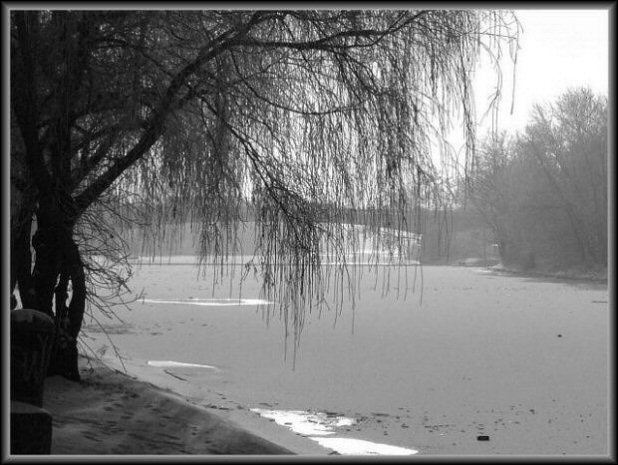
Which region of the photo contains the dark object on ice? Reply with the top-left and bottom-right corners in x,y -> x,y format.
557,334 -> 563,338
11,309 -> 55,407
10,400 -> 52,454
477,435 -> 490,441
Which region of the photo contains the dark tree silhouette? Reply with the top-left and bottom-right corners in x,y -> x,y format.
10,10 -> 519,379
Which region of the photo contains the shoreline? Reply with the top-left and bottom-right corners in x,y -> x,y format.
487,265 -> 608,284
42,355 -> 316,455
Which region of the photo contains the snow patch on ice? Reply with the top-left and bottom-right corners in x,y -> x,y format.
250,408 -> 418,455
141,298 -> 272,306
310,437 -> 418,455
147,360 -> 219,370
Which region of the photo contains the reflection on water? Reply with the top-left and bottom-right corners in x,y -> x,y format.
250,408 -> 418,455
141,298 -> 273,306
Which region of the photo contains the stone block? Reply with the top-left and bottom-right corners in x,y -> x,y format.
10,400 -> 52,455
11,309 -> 55,407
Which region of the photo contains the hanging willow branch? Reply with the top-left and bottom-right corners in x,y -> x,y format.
12,9 -> 519,363
109,10 -> 520,357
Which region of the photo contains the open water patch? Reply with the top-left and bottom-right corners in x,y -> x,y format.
250,408 -> 418,456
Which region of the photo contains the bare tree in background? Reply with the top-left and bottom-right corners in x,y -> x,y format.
465,132 -> 513,264
467,88 -> 607,272
10,9 -> 519,379
521,88 -> 608,268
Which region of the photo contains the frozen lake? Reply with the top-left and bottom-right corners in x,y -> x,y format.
83,258 -> 609,456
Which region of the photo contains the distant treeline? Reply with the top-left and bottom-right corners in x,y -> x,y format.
116,206 -> 496,266
112,90 -> 607,273
467,88 -> 607,273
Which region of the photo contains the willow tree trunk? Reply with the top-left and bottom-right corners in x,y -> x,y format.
47,249 -> 85,382
11,211 -> 37,310
27,206 -> 85,381
31,222 -> 61,319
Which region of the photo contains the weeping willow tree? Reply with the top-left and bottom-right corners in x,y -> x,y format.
10,9 -> 519,379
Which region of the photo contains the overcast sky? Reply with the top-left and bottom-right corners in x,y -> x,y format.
475,8 -> 609,134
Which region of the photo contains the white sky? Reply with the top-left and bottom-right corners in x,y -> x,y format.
475,8 -> 609,134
